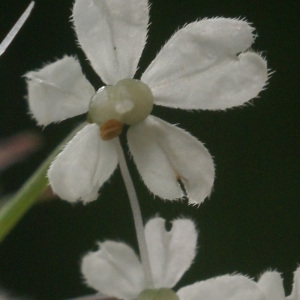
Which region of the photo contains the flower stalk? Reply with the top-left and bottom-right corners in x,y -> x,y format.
114,138 -> 154,288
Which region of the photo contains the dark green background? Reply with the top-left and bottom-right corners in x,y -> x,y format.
0,0 -> 299,299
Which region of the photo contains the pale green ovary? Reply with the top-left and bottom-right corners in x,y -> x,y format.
88,78 -> 154,126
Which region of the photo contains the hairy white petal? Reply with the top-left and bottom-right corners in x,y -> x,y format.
145,218 -> 197,288
287,267 -> 300,300
142,18 -> 268,110
48,124 -> 118,203
73,0 -> 149,85
25,56 -> 94,126
257,271 -> 285,300
177,275 -> 265,300
144,18 -> 254,83
127,116 -> 214,204
81,241 -> 145,300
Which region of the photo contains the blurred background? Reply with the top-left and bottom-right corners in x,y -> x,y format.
0,0 -> 299,299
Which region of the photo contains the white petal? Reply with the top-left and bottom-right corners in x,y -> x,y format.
48,124 -> 118,203
81,241 -> 145,300
287,267 -> 300,300
73,0 -> 149,85
257,271 -> 285,300
177,275 -> 265,300
145,218 -> 197,288
142,18 -> 268,110
0,1 -> 34,56
127,116 -> 215,204
25,56 -> 94,126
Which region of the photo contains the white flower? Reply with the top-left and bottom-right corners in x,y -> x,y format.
257,268 -> 300,300
25,0 -> 268,204
81,217 -> 267,300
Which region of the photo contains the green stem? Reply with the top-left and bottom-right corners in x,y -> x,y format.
0,123 -> 85,243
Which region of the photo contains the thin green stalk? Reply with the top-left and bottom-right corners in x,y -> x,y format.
0,123 -> 85,243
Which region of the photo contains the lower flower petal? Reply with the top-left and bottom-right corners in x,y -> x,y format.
177,275 -> 265,300
257,271 -> 285,300
25,56 -> 95,126
48,124 -> 118,203
145,218 -> 197,289
81,241 -> 145,300
127,116 -> 215,204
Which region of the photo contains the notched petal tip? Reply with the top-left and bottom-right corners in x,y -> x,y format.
257,271 -> 285,300
128,116 -> 215,205
143,18 -> 268,111
144,217 -> 198,288
286,267 -> 300,300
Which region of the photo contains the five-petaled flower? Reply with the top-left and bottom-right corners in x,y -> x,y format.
82,217 -> 297,300
25,0 -> 268,204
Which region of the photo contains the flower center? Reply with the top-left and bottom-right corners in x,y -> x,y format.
88,78 -> 153,140
137,288 -> 179,300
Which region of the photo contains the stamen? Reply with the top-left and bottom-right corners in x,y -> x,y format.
100,119 -> 123,140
